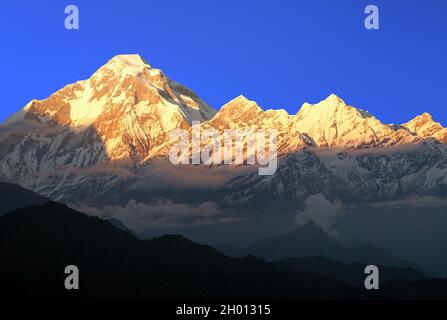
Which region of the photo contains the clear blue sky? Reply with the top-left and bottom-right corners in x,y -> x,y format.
1,0 -> 446,125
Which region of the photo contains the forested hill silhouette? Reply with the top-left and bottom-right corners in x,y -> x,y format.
0,181 -> 49,216
279,257 -> 426,287
1,202 -> 447,300
0,202 -> 355,299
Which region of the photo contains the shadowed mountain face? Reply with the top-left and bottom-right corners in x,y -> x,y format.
243,222 -> 425,273
0,181 -> 49,216
335,203 -> 447,278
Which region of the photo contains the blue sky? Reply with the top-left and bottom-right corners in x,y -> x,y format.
1,0 -> 446,125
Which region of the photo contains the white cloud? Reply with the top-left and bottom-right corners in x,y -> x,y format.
129,159 -> 256,191
295,194 -> 345,237
367,195 -> 447,208
73,200 -> 240,233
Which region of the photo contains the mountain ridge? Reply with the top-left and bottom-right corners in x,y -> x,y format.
243,222 -> 425,272
0,181 -> 50,216
1,53 -> 447,227
3,54 -> 446,156
0,201 -> 357,299
1,201 -> 445,299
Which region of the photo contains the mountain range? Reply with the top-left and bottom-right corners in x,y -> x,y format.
2,201 -> 446,300
242,222 -> 424,270
1,54 -> 446,206
0,202 -> 356,299
1,54 -> 447,277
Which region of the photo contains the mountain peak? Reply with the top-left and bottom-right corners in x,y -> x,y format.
409,112 -> 434,124
2,53 -> 217,163
220,96 -> 262,113
297,221 -> 321,232
205,95 -> 264,131
323,94 -> 346,105
402,113 -> 447,142
99,54 -> 152,78
294,94 -> 418,148
298,94 -> 348,115
107,54 -> 151,68
403,113 -> 442,130
232,95 -> 253,104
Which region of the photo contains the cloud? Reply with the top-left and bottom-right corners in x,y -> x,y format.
73,199 -> 240,233
294,194 -> 447,238
295,194 -> 345,237
129,159 -> 256,191
367,195 -> 447,208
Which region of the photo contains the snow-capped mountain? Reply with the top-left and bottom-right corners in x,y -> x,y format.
199,94 -> 422,160
402,113 -> 447,143
0,54 -> 216,187
214,140 -> 447,207
3,54 -> 215,162
293,94 -> 418,148
0,54 -> 446,210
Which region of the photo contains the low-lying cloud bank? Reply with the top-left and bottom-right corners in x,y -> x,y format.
129,160 -> 256,191
72,199 -> 240,234
367,195 -> 447,208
